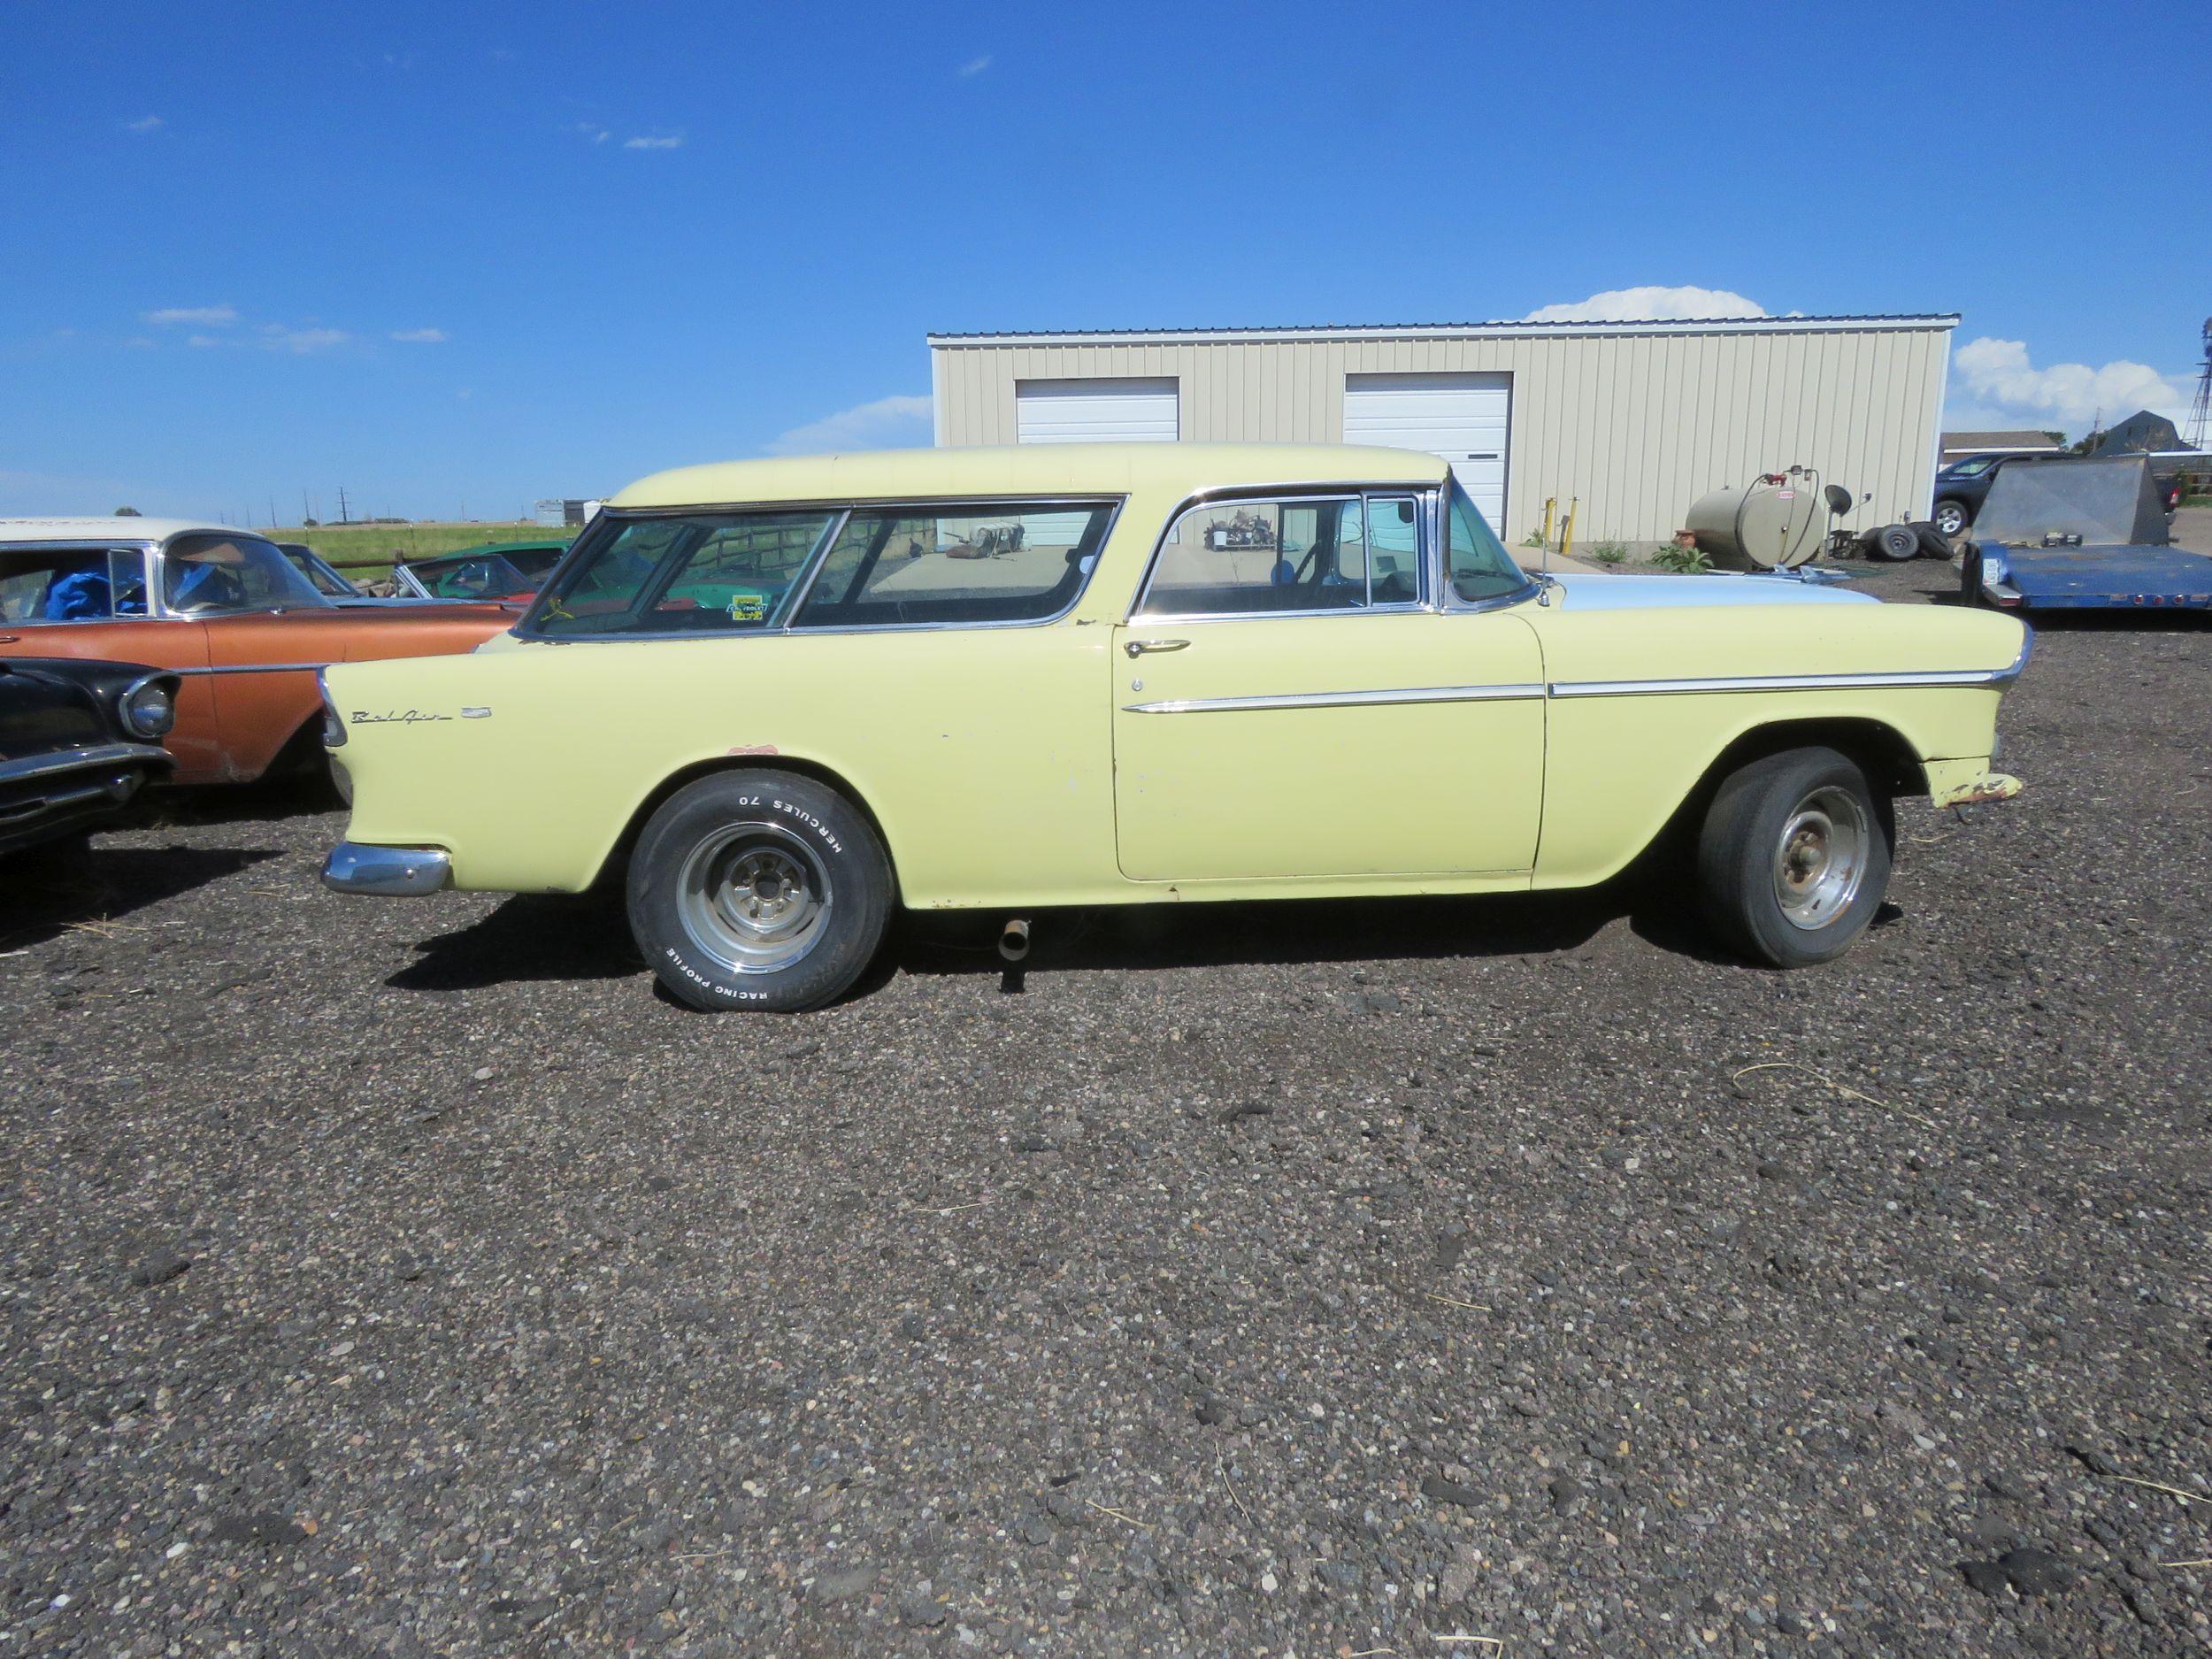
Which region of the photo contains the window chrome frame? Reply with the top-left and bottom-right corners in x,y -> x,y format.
514,495 -> 1126,643
1126,483 -> 1443,624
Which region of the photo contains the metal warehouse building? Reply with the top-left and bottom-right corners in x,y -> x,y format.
928,314 -> 1956,544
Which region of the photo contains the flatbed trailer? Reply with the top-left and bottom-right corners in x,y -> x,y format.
1960,455 -> 2209,611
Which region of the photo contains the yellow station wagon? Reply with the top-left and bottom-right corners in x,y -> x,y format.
320,444 -> 2026,1010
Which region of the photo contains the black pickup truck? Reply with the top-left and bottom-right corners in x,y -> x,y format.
0,657 -> 178,856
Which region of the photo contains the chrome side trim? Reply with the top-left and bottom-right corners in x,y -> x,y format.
1122,682 -> 1546,715
321,841 -> 452,896
169,661 -> 332,677
0,741 -> 173,787
1548,665 -> 2023,699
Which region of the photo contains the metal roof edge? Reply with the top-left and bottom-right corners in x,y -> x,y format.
928,314 -> 1962,347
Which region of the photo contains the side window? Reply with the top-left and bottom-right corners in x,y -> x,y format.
1138,492 -> 1425,618
0,549 -> 149,622
789,502 -> 1113,629
533,512 -> 838,635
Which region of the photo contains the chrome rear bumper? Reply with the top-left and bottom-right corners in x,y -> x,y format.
321,841 -> 452,895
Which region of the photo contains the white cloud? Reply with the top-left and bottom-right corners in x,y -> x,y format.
389,326 -> 449,343
125,115 -> 163,134
957,55 -> 992,76
186,334 -> 223,349
623,134 -> 683,150
569,120 -> 611,142
1948,335 -> 2187,434
1525,285 -> 1768,323
259,325 -> 349,355
144,304 -> 237,326
768,394 -> 933,456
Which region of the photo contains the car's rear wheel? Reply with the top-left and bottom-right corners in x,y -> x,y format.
1695,747 -> 1891,967
1932,500 -> 1970,537
626,770 -> 891,1011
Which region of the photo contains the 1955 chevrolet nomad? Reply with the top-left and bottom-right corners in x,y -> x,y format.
320,444 -> 2027,1011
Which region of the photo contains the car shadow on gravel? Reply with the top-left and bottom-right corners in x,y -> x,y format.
895,877 -> 1740,980
379,879 -> 1744,999
137,770 -> 348,828
1917,583 -> 2212,629
386,894 -> 641,991
0,845 -> 282,952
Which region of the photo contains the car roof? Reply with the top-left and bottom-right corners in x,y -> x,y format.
0,517 -> 265,545
609,443 -> 1451,510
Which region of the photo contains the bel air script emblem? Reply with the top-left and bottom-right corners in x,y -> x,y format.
350,707 -> 493,725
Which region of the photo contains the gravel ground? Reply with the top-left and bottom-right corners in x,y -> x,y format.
4,557 -> 2208,1658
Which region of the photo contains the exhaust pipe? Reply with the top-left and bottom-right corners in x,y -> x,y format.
998,918 -> 1031,964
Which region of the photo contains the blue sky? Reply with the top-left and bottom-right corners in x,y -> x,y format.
4,0 -> 2204,523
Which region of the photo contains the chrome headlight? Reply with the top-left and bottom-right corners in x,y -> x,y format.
318,669 -> 346,748
119,674 -> 175,739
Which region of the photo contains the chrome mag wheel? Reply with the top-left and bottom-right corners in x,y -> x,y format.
1771,785 -> 1870,928
677,825 -> 833,974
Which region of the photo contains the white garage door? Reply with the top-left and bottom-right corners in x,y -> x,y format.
1342,372 -> 1511,531
1015,378 -> 1179,444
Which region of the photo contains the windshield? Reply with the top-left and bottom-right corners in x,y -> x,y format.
1941,457 -> 1995,479
1445,481 -> 1530,603
164,534 -> 329,614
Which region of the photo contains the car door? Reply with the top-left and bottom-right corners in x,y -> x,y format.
1110,488 -> 1546,881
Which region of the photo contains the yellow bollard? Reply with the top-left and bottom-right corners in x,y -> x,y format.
1561,497 -> 1578,562
1540,497 -> 1555,546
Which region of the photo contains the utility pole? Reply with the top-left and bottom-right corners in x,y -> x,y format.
337,485 -> 351,525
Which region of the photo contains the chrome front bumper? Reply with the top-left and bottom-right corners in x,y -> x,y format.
321,841 -> 452,895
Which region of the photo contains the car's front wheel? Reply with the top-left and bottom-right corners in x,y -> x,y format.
1932,500 -> 1970,537
1695,747 -> 1891,967
626,770 -> 892,1011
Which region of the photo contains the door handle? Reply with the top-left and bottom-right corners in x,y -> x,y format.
1124,638 -> 1190,657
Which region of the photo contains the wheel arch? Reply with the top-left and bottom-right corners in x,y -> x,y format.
589,755 -> 900,895
1632,715 -> 1924,877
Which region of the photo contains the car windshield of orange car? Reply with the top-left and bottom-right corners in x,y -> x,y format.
163,534 -> 330,615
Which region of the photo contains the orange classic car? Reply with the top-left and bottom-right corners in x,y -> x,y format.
0,519 -> 519,786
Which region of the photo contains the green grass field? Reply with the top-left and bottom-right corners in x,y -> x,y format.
271,521 -> 570,582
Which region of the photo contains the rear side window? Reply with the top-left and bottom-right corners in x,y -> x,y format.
1137,493 -> 1425,618
531,512 -> 841,635
527,502 -> 1114,636
790,503 -> 1114,629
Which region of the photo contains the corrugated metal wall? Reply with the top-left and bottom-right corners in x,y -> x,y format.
929,324 -> 1952,541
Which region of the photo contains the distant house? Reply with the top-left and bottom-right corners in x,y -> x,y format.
1940,429 -> 2062,465
2092,410 -> 2194,457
